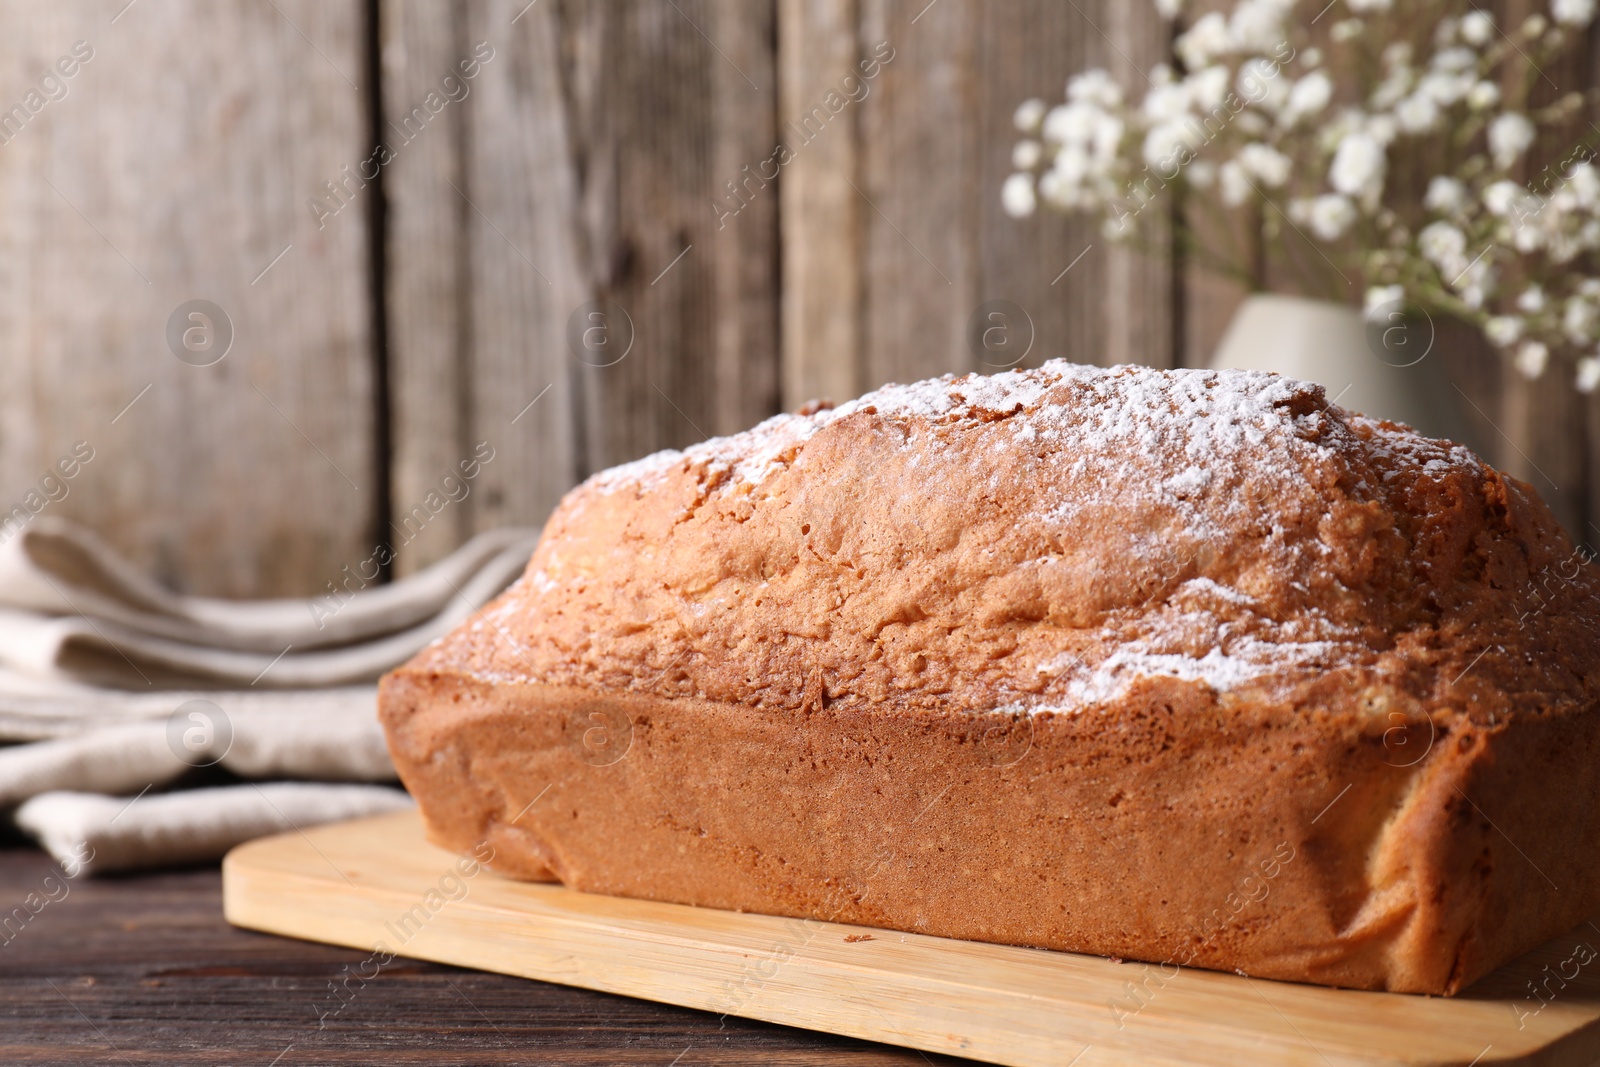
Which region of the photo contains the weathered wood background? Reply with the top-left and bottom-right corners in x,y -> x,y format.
0,0 -> 1591,595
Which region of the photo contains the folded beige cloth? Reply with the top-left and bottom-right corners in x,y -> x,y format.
17,784 -> 415,876
0,519 -> 539,689
0,519 -> 540,873
0,669 -> 377,742
0,702 -> 394,807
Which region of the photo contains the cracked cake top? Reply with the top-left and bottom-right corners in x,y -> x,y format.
409,360 -> 1600,725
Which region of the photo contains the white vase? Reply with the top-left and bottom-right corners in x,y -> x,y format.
1209,293 -> 1486,456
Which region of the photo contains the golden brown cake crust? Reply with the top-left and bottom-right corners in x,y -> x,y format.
380,361 -> 1600,995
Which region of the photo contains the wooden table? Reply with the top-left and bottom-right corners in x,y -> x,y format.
0,844 -> 975,1065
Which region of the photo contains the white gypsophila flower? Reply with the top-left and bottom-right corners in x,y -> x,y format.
1188,160 -> 1217,187
1547,227 -> 1580,261
1001,173 -> 1038,218
1515,340 -> 1550,379
1519,285 -> 1546,312
1396,93 -> 1441,133
1050,145 -> 1091,188
1239,143 -> 1292,186
1467,81 -> 1502,109
1037,169 -> 1068,209
1524,13 -> 1550,36
1014,98 -> 1047,134
1565,298 -> 1598,341
1553,0 -> 1596,27
1571,163 -> 1600,208
1489,113 -> 1537,168
1370,66 -> 1411,112
1432,47 -> 1477,74
1331,18 -> 1364,42
1366,113 -> 1398,145
1316,108 -> 1361,153
1460,10 -> 1495,44
1419,220 -> 1468,272
1043,102 -> 1097,145
1365,283 -> 1404,313
1486,315 -> 1525,346
1282,72 -> 1333,124
1348,0 -> 1392,9
1484,179 -> 1527,216
1177,12 -> 1230,70
1309,193 -> 1357,239
1237,57 -> 1290,114
1143,81 -> 1192,124
1513,219 -> 1549,253
1237,110 -> 1270,137
1418,71 -> 1473,107
1219,160 -> 1253,206
1330,131 -> 1386,203
1187,65 -> 1231,112
1013,140 -> 1043,170
1102,214 -> 1136,242
1038,167 -> 1084,210
1143,122 -> 1197,171
1092,112 -> 1124,163
1424,176 -> 1468,214
1578,355 -> 1600,392
1230,0 -> 1294,54
1069,68 -> 1124,109
1153,0 -> 1184,18
1453,253 -> 1495,306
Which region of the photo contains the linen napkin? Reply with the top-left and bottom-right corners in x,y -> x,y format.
0,518 -> 540,873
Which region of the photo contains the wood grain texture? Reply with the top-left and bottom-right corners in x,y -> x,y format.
225,810 -> 1600,1067
778,0 -> 863,408
1503,365 -> 1589,537
382,0 -> 590,575
384,0 -> 779,574
379,0 -> 476,573
561,0 -> 780,471
856,0 -> 979,388
0,0 -> 376,596
1101,0 -> 1176,370
781,0 -> 1172,415
0,843 -> 963,1065
702,0 -> 784,438
971,0 -> 1106,376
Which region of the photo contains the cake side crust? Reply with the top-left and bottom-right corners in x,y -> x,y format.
379,667 -> 1600,995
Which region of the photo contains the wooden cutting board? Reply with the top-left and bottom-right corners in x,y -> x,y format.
223,810 -> 1600,1067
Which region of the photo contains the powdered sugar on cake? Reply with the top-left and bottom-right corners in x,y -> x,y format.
584,361 -> 1337,531
477,359 -> 1508,718
1019,632 -> 1344,712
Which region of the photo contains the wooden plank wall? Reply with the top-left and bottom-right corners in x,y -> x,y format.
382,0 -> 780,574
0,1 -> 1593,597
0,0 -> 376,596
780,0 -> 1174,410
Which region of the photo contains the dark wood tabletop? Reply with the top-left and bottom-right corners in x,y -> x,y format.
0,844 -> 982,1066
